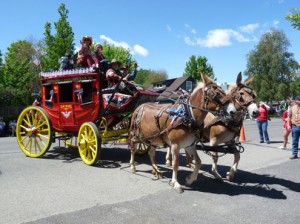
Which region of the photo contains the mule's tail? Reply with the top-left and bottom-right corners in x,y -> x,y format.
128,104 -> 145,150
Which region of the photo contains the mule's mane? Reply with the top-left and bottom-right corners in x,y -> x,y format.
192,82 -> 204,93
226,83 -> 237,96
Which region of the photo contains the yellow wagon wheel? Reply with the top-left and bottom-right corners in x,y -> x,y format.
16,106 -> 53,158
78,122 -> 101,165
135,142 -> 150,156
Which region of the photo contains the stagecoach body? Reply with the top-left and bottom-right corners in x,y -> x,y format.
16,71 -> 158,165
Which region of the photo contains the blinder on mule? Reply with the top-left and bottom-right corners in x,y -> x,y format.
231,85 -> 257,108
203,83 -> 229,108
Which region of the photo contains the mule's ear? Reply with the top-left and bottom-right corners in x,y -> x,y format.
236,72 -> 242,85
201,73 -> 213,86
244,75 -> 255,86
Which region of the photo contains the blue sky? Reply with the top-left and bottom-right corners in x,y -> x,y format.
0,0 -> 299,84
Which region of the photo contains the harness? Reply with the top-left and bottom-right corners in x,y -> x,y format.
130,83 -> 229,147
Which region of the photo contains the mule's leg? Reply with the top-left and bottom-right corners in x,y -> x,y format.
148,145 -> 162,178
165,147 -> 172,167
129,143 -> 137,172
169,144 -> 183,193
211,152 -> 223,181
226,151 -> 240,181
185,146 -> 201,186
184,148 -> 194,169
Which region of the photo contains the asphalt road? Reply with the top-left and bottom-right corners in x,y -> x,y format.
0,118 -> 299,224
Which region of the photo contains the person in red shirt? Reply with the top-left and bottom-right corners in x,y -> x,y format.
256,101 -> 271,144
77,36 -> 95,68
279,102 -> 292,149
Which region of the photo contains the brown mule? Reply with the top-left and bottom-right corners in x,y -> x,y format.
166,72 -> 258,182
129,73 -> 237,193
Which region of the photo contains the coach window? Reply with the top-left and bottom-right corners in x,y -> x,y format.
80,80 -> 93,104
58,81 -> 73,102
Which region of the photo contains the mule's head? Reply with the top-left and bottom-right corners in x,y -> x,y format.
198,73 -> 236,115
228,72 -> 259,118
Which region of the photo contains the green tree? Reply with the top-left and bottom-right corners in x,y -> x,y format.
0,41 -> 40,106
133,68 -> 167,89
183,55 -> 215,81
43,3 -> 75,71
0,50 -> 4,84
100,41 -> 135,67
286,9 -> 300,30
245,28 -> 299,102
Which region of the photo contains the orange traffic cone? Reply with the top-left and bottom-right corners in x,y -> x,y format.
239,125 -> 247,142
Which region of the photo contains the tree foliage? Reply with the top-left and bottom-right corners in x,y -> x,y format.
183,55 -> 215,81
286,9 -> 300,30
0,41 -> 40,106
43,3 -> 75,71
135,68 -> 167,89
245,28 -> 299,102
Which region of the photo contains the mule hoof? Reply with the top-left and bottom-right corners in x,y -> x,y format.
174,186 -> 184,194
130,167 -> 136,173
165,161 -> 171,167
226,172 -> 233,182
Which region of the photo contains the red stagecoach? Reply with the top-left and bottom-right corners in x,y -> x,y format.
16,70 -> 158,165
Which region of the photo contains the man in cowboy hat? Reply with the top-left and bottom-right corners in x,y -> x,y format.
121,62 -> 138,81
106,59 -> 127,87
77,36 -> 95,67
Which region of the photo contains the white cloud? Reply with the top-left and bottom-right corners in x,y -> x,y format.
166,24 -> 172,32
239,23 -> 259,33
185,23 -> 197,34
193,29 -> 250,48
99,35 -> 148,57
133,44 -> 149,56
273,20 -> 279,26
184,36 -> 196,46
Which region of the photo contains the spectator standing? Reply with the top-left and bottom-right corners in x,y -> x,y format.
287,97 -> 300,159
9,119 -> 17,137
278,102 -> 292,149
256,101 -> 271,144
0,117 -> 6,137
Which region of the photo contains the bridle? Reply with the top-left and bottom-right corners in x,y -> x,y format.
202,82 -> 229,110
230,84 -> 257,109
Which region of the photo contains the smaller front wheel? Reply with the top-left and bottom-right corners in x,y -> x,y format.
78,122 -> 101,165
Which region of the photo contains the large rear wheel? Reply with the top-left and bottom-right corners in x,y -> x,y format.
78,122 -> 101,165
16,106 -> 53,157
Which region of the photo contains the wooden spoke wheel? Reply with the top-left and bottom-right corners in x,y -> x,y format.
78,122 -> 101,165
135,142 -> 150,156
16,106 -> 53,158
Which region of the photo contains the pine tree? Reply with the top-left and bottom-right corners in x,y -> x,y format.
43,3 -> 75,71
183,55 -> 215,81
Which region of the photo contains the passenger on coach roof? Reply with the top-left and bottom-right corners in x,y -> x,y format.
77,36 -> 95,68
93,44 -> 109,73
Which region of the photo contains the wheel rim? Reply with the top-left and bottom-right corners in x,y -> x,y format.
78,122 -> 100,165
16,106 -> 52,158
135,143 -> 150,155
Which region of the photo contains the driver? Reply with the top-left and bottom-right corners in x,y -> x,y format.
106,59 -> 128,88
